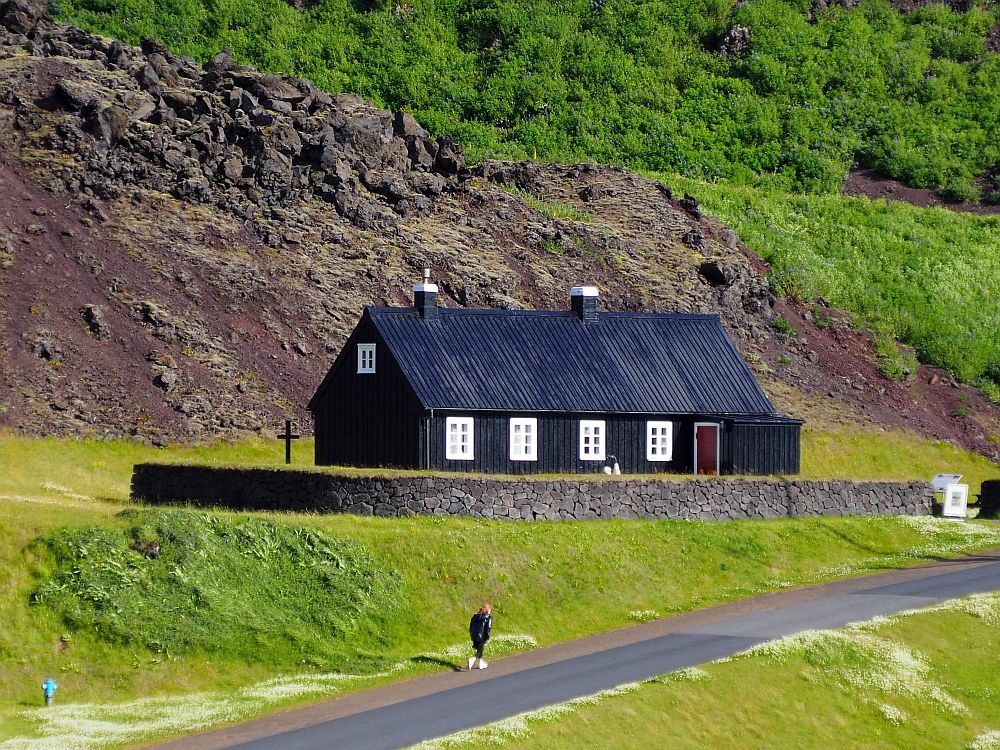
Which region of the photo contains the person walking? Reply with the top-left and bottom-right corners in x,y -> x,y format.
467,603 -> 492,670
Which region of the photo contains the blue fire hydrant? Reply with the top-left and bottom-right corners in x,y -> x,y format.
42,678 -> 57,706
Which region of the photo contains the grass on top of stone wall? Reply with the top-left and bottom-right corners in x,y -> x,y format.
798,427 -> 998,498
0,432 -> 315,506
2,427 -> 996,506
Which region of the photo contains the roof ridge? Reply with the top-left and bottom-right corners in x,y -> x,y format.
367,306 -> 720,320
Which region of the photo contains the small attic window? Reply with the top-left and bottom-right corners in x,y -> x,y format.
357,343 -> 376,374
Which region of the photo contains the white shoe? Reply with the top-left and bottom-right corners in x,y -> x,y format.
477,660 -> 488,669
467,657 -> 475,670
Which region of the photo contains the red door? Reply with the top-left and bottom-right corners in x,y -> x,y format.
695,424 -> 719,475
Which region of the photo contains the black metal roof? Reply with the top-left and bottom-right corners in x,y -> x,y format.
333,306 -> 778,415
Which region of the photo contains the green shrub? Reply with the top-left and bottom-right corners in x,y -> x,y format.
810,305 -> 833,329
31,510 -> 402,670
773,316 -> 797,337
980,377 -> 1000,405
497,183 -> 592,222
873,331 -> 917,382
940,165 -> 982,204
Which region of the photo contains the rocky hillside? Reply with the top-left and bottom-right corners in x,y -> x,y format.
1,0 -> 997,461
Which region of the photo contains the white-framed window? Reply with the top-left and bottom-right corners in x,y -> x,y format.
509,418 -> 538,461
446,417 -> 474,460
647,421 -> 673,461
579,420 -> 606,461
357,343 -> 376,374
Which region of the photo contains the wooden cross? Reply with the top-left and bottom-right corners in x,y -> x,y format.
277,419 -> 300,465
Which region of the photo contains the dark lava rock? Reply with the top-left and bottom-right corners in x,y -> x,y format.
81,303 -> 110,339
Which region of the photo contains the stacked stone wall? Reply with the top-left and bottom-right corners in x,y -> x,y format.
131,464 -> 934,520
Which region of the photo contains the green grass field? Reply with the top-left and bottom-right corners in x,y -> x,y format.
0,431 -> 996,747
2,422 -> 996,502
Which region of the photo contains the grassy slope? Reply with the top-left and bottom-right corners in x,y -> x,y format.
428,592 -> 1000,749
0,431 -> 997,746
659,172 -> 1000,385
3,501 -> 999,746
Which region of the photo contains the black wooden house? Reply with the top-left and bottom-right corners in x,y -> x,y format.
309,284 -> 802,475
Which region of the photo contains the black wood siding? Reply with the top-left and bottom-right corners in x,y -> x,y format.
312,318 -> 423,468
728,422 -> 801,475
422,413 -> 693,475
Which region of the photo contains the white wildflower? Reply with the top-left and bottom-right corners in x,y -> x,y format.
0,637 -> 542,750
415,634 -> 538,662
648,666 -> 710,684
921,592 -> 1000,626
724,628 -> 968,715
410,684 -> 640,749
41,483 -> 94,501
627,609 -> 660,622
970,730 -> 1000,750
878,703 -> 908,726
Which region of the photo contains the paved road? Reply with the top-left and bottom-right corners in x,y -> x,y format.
154,550 -> 1000,750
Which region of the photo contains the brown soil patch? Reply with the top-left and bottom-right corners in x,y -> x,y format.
758,298 -> 999,463
843,169 -> 1000,215
988,20 -> 1000,53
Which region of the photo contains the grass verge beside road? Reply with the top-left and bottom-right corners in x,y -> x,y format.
421,590 -> 1000,749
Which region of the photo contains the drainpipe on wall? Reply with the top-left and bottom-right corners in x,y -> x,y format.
425,409 -> 433,469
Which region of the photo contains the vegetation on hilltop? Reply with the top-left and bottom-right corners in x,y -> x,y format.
56,0 -> 1000,197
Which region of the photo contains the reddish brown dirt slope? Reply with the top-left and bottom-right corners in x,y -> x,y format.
844,169 -> 1000,215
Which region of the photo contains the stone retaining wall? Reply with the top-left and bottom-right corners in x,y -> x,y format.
131,464 -> 934,520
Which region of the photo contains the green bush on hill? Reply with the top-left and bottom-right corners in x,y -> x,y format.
30,510 -> 403,670
56,0 -> 1000,195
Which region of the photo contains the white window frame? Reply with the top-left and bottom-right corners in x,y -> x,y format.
579,419 -> 606,461
446,416 -> 474,461
357,343 -> 376,374
646,421 -> 673,462
509,418 -> 538,462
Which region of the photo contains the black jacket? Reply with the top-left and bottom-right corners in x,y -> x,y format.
469,612 -> 492,643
